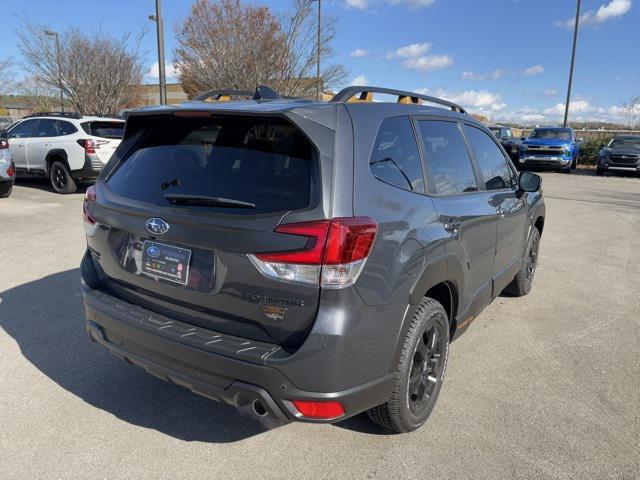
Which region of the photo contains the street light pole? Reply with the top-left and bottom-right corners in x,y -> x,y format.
316,0 -> 321,101
149,0 -> 167,105
563,0 -> 581,128
44,30 -> 64,113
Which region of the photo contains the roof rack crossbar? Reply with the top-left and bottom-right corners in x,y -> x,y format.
192,85 -> 289,102
330,86 -> 467,114
24,111 -> 82,119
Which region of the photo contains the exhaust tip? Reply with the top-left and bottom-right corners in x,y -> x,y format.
252,399 -> 268,417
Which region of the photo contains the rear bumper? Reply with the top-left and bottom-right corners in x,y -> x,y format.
72,154 -> 104,180
81,255 -> 396,422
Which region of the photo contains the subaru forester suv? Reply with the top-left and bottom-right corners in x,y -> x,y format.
81,86 -> 545,433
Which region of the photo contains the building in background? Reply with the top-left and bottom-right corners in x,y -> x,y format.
129,83 -> 188,106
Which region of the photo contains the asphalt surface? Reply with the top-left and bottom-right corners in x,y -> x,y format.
0,172 -> 638,480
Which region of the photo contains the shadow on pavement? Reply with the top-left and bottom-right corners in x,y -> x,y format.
14,177 -> 89,194
0,269 -> 276,443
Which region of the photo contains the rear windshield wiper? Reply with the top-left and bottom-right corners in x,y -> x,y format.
164,194 -> 256,209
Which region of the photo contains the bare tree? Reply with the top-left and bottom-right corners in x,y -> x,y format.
17,21 -> 145,115
174,0 -> 345,98
0,58 -> 16,95
18,76 -> 58,112
618,95 -> 640,129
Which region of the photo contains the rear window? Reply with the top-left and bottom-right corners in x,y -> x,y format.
107,115 -> 316,215
82,121 -> 124,139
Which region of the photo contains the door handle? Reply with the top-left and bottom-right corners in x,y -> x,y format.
444,219 -> 462,233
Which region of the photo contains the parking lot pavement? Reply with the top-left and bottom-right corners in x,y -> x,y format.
0,172 -> 638,480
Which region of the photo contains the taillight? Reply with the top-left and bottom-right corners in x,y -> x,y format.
249,217 -> 377,288
0,139 -> 8,149
77,139 -> 105,154
290,400 -> 345,420
6,164 -> 15,178
83,185 -> 97,234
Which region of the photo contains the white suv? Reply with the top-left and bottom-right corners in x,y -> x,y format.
3,112 -> 124,193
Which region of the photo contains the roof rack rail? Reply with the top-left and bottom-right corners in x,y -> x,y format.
24,111 -> 82,119
192,85 -> 287,102
330,86 -> 467,114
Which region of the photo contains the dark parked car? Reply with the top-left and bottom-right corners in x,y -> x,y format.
596,135 -> 640,176
81,86 -> 545,433
519,127 -> 581,173
488,124 -> 521,163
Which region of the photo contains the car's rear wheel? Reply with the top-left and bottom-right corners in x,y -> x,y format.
0,181 -> 12,198
367,297 -> 449,433
595,168 -> 605,176
49,161 -> 77,194
503,227 -> 540,297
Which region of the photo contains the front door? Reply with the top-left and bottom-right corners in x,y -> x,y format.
461,124 -> 529,295
7,119 -> 38,170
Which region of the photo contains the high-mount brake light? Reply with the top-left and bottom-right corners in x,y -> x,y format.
249,217 -> 377,288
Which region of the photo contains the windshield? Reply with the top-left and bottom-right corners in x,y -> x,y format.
489,127 -> 501,136
530,129 -> 572,140
608,137 -> 640,149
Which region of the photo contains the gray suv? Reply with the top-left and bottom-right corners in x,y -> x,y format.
81,86 -> 545,433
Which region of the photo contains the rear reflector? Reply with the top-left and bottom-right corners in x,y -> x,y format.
291,400 -> 345,419
6,164 -> 15,178
249,217 -> 377,288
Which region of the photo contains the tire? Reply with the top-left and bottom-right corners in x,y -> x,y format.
367,297 -> 450,433
503,227 -> 540,297
571,155 -> 578,170
49,160 -> 77,194
0,182 -> 12,198
560,165 -> 572,174
595,168 -> 605,176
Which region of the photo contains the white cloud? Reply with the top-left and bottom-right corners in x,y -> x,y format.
523,65 -> 544,76
387,0 -> 436,9
386,42 -> 432,59
147,61 -> 180,80
543,100 -> 592,115
402,54 -> 453,71
350,48 -> 369,58
418,88 -> 506,111
461,69 -> 506,81
351,74 -> 369,86
544,88 -> 558,97
345,0 -> 369,9
556,0 -> 632,27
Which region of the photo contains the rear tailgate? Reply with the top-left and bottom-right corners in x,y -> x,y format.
85,112 -> 330,349
82,120 -> 124,164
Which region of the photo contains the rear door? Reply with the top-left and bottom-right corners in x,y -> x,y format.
461,124 -> 528,295
86,113 -> 327,348
7,119 -> 38,170
416,119 -> 497,318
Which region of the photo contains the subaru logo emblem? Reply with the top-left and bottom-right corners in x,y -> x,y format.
146,218 -> 169,235
147,246 -> 161,258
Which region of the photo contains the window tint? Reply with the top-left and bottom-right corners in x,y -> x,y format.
369,116 -> 424,193
34,119 -> 59,137
418,120 -> 477,195
56,120 -> 77,136
107,116 -> 315,215
463,125 -> 514,190
8,119 -> 37,138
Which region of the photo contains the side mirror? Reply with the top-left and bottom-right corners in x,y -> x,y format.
599,144 -> 605,150
517,171 -> 541,197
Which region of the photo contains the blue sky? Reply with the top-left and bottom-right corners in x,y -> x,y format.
1,0 -> 638,124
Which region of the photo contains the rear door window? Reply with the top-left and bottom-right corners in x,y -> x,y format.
56,120 -> 77,136
369,116 -> 424,193
107,116 -> 316,215
82,121 -> 124,139
417,120 -> 478,195
462,125 -> 515,190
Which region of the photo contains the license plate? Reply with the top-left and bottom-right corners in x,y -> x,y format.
141,240 -> 192,285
